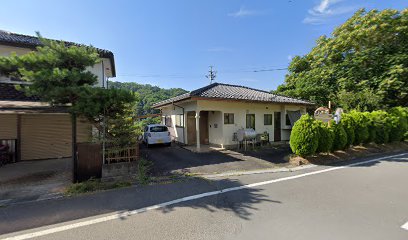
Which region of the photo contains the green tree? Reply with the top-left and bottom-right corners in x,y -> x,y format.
276,9 -> 408,110
0,34 -> 100,181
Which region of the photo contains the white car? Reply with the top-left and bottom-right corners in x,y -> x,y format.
143,124 -> 172,147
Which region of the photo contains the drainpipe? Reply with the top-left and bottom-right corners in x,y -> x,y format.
172,102 -> 185,145
102,61 -> 106,164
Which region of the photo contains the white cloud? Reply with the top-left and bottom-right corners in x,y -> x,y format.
303,0 -> 356,25
228,6 -> 261,18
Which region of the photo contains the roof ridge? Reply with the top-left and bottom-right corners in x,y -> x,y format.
0,29 -> 113,54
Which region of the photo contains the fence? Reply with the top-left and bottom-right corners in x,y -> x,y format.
105,146 -> 140,164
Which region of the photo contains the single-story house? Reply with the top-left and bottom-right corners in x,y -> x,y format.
152,83 -> 314,150
0,30 -> 115,161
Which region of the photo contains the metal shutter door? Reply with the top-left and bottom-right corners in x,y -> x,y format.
0,114 -> 17,139
21,114 -> 72,160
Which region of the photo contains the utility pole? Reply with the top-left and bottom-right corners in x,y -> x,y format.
206,66 -> 217,84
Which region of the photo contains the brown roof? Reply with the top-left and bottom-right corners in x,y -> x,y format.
152,83 -> 313,108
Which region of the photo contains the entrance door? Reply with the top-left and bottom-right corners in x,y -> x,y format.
199,111 -> 209,144
186,111 -> 209,145
187,112 -> 196,145
246,114 -> 255,130
274,112 -> 281,142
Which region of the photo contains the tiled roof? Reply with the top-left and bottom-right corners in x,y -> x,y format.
0,82 -> 40,101
0,30 -> 115,76
152,83 -> 313,107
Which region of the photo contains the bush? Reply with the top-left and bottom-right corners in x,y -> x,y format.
138,158 -> 153,185
341,113 -> 355,147
370,110 -> 392,144
363,112 -> 376,143
349,111 -> 369,145
316,121 -> 334,153
331,122 -> 348,151
290,114 -> 320,157
388,107 -> 408,141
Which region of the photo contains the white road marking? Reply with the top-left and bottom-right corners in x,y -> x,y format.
402,221 -> 408,231
1,153 -> 407,240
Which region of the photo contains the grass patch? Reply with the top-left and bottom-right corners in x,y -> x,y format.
65,178 -> 132,196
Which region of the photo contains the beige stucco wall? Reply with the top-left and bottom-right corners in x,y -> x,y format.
161,101 -> 197,144
160,99 -> 306,146
0,45 -> 113,86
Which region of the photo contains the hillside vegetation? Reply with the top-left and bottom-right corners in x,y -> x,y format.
109,81 -> 187,116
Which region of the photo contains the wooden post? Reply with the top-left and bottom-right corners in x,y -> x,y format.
72,113 -> 78,183
16,115 -> 21,162
195,111 -> 200,151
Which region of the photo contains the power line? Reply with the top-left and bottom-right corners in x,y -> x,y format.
116,66 -> 288,78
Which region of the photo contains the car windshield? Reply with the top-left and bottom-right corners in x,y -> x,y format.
150,126 -> 168,132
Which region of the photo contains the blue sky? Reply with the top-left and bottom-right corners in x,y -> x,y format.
0,0 -> 406,91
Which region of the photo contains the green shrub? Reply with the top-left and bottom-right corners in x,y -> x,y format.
138,158 -> 153,185
349,111 -> 369,145
363,112 -> 376,143
316,121 -> 334,153
370,110 -> 392,144
388,107 -> 408,141
341,113 -> 355,147
290,114 -> 320,157
331,122 -> 348,151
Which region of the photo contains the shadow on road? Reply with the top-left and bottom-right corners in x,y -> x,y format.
157,178 -> 281,220
0,177 -> 280,235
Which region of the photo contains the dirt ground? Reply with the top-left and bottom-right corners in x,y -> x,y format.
0,158 -> 71,205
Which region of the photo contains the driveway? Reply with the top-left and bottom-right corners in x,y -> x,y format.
140,143 -> 293,176
0,158 -> 71,205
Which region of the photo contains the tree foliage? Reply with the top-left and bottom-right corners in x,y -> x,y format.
109,81 -> 187,116
276,9 -> 408,111
0,34 -> 99,105
290,114 -> 320,157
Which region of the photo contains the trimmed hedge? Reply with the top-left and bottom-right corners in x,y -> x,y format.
290,114 -> 319,157
289,107 -> 408,157
331,122 -> 348,151
341,113 -> 355,147
316,121 -> 334,153
349,111 -> 369,145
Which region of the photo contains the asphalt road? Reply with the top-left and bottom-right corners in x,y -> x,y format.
1,152 -> 408,240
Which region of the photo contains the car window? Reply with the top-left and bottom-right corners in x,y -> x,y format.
150,126 -> 168,132
144,126 -> 148,132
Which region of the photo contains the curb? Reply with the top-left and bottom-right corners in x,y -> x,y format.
200,164 -> 318,179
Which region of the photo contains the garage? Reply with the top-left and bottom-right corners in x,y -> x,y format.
0,109 -> 91,162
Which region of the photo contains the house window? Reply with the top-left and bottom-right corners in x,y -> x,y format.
224,113 -> 234,124
165,116 -> 172,127
175,114 -> 184,127
286,114 -> 291,126
264,114 -> 272,125
246,114 -> 255,129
